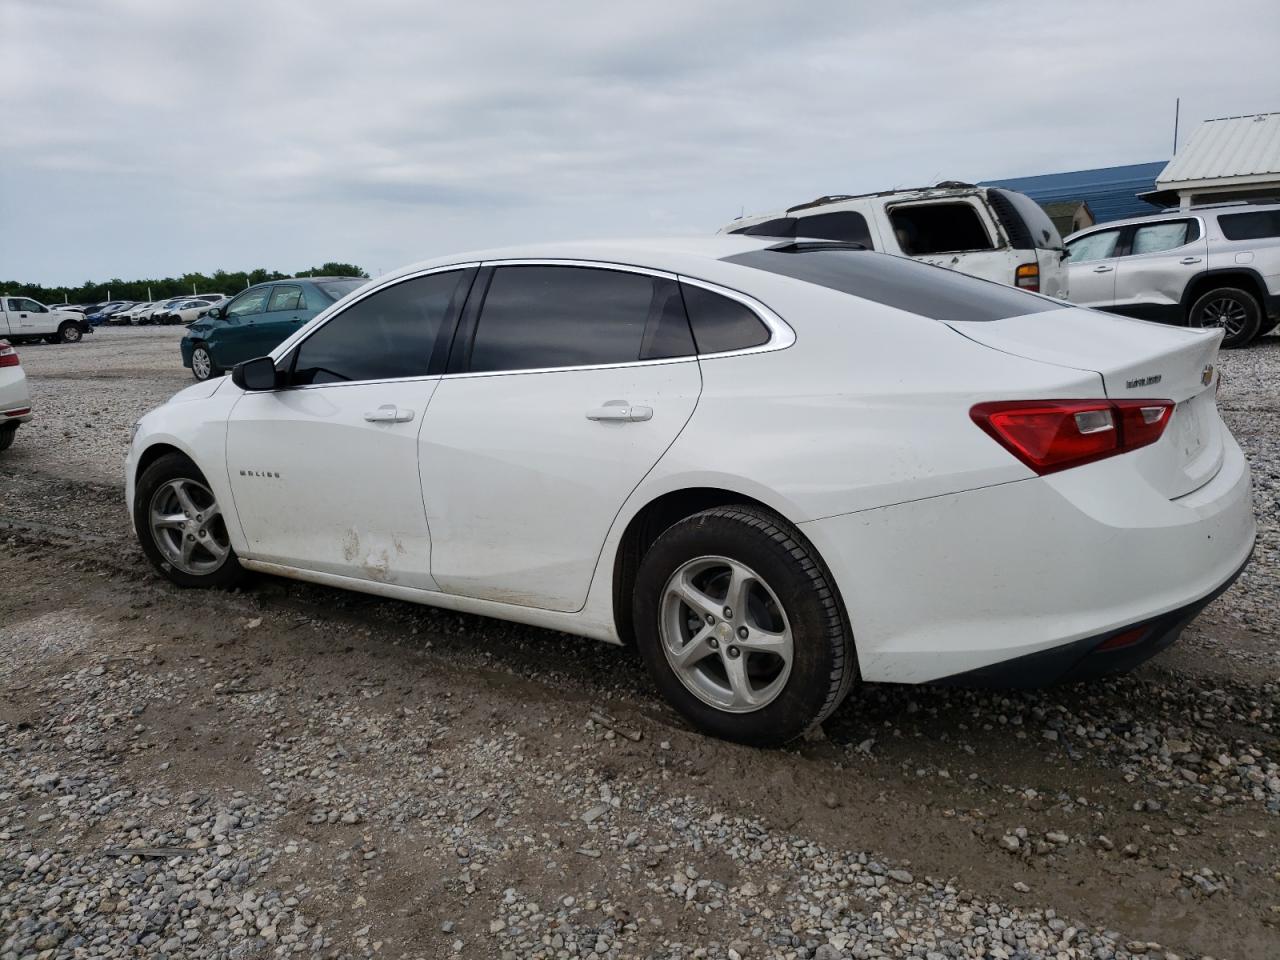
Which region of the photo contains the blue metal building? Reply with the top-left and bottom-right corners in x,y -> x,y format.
979,161 -> 1167,224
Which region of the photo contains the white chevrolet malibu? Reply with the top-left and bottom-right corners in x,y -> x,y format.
126,237 -> 1255,744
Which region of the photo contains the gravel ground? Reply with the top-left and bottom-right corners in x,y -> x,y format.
0,327 -> 1277,960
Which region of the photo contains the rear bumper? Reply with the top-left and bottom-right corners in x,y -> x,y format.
934,549 -> 1250,687
800,428 -> 1256,685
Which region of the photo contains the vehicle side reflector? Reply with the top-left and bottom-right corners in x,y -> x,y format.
1015,263 -> 1040,291
1095,625 -> 1147,652
970,399 -> 1174,475
3,407 -> 30,417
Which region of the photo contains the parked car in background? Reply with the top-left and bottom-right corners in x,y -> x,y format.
87,302 -> 134,325
720,183 -> 1068,297
106,302 -> 143,325
0,340 -> 31,451
137,298 -> 190,324
48,303 -> 86,314
130,238 -> 1252,744
1,296 -> 92,343
115,302 -> 158,324
180,276 -> 364,379
1064,202 -> 1280,348
161,299 -> 219,326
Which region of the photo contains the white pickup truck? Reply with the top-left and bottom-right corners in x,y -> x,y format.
1,296 -> 92,344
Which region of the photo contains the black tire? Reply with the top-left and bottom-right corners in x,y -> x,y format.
133,452 -> 244,589
632,505 -> 856,746
1187,286 -> 1262,348
0,424 -> 16,452
57,322 -> 83,344
190,343 -> 220,381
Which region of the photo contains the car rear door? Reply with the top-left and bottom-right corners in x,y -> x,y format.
419,262 -> 702,612
1111,217 -> 1206,319
224,268 -> 473,588
881,196 -> 1021,286
1064,227 -> 1123,307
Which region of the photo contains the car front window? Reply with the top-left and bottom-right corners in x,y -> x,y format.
227,290 -> 269,318
1065,230 -> 1120,263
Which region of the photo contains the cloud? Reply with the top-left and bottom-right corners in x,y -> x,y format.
3,0 -> 1278,284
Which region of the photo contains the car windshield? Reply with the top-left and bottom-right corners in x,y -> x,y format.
315,279 -> 364,302
722,246 -> 1063,322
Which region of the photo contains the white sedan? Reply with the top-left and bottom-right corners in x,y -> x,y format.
125,237 -> 1255,744
0,340 -> 33,451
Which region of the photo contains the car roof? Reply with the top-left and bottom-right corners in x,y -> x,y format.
1064,201 -> 1280,241
376,237 -> 778,288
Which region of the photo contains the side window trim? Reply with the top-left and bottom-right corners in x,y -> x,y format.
444,260 -> 794,378
276,265 -> 477,389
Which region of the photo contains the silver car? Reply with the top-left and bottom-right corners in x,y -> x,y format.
1064,203 -> 1280,347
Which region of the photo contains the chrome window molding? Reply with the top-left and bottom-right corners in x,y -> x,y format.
262,257 -> 794,390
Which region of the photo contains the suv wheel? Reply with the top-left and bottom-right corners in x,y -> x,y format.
1188,287 -> 1262,348
190,344 -> 220,381
134,452 -> 244,588
633,505 -> 856,746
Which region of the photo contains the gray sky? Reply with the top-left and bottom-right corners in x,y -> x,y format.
4,0 -> 1279,287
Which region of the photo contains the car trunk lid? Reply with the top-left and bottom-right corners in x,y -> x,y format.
947,308 -> 1225,498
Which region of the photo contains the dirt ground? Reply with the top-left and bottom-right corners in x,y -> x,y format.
1,328 -> 1277,960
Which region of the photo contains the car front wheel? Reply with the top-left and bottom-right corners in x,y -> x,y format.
190,344 -> 220,381
134,452 -> 244,588
1188,287 -> 1262,348
58,322 -> 83,344
633,505 -> 856,746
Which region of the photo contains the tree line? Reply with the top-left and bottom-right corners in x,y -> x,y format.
2,262 -> 368,305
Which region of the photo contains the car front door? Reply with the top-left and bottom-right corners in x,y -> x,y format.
208,287 -> 271,368
1064,228 -> 1123,307
1111,218 -> 1207,319
419,263 -> 703,613
248,284 -> 311,353
224,268 -> 473,589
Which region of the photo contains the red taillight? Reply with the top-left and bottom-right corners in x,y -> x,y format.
970,398 -> 1174,475
0,341 -> 18,368
1015,263 -> 1040,291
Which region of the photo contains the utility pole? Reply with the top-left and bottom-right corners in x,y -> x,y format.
1173,98 -> 1180,155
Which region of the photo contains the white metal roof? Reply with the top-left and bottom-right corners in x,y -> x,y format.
1157,112 -> 1280,188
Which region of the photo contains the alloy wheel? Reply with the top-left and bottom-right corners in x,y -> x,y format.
148,478 -> 230,575
191,348 -> 212,380
1199,297 -> 1249,339
659,555 -> 793,713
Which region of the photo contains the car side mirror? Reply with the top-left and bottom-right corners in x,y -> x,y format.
232,356 -> 279,391
206,306 -> 224,319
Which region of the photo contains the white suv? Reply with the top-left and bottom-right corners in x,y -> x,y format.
1064,203 -> 1280,348
720,183 -> 1068,298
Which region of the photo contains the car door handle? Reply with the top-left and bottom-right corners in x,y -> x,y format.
363,404 -> 415,423
586,402 -> 653,423
1180,257 -> 1202,264
1092,266 -> 1113,273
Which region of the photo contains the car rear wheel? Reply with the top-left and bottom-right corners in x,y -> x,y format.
633,505 -> 856,746
57,322 -> 83,344
190,344 -> 220,381
134,452 -> 244,589
1188,287 -> 1262,348
0,424 -> 16,452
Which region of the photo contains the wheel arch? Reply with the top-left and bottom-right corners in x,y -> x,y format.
610,485 -> 843,647
1181,268 -> 1268,319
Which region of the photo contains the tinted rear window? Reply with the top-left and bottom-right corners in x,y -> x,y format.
1218,210 -> 1280,241
722,248 -> 1063,322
